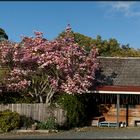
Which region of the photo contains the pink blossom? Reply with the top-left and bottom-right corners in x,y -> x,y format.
1,30 -> 98,102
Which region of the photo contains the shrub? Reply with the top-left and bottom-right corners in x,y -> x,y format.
0,92 -> 34,104
37,117 -> 58,130
19,115 -> 35,129
56,93 -> 85,129
0,110 -> 20,132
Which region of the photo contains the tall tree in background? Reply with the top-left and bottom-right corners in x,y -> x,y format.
0,28 -> 8,41
58,29 -> 140,57
58,29 -> 96,53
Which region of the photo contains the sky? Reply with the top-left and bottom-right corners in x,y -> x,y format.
1,1 -> 140,49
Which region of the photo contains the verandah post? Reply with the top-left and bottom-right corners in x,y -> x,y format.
117,94 -> 120,128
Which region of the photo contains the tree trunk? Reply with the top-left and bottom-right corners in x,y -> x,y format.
45,90 -> 55,104
39,95 -> 43,103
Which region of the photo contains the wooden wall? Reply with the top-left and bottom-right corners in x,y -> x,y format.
103,104 -> 140,126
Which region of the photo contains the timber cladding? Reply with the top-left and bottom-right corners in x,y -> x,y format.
103,104 -> 140,127
0,103 -> 67,125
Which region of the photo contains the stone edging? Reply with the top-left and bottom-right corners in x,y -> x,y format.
15,129 -> 59,133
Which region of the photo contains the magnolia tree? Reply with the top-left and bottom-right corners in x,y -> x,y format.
0,31 -> 99,104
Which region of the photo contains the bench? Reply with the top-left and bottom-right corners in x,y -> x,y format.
98,121 -> 118,127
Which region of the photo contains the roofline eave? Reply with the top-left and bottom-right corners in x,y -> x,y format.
87,90 -> 140,95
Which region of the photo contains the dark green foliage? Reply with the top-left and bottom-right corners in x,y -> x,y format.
57,31 -> 140,57
74,32 -> 96,52
55,93 -> 103,129
37,117 -> 58,130
0,110 -> 20,132
0,92 -> 34,104
58,31 -> 95,53
56,93 -> 85,129
0,68 -> 10,86
19,115 -> 35,129
0,28 -> 8,40
79,94 -> 102,119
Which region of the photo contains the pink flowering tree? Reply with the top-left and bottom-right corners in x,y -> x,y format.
0,40 -> 16,85
0,30 -> 98,104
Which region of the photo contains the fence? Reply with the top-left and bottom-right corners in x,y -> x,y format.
0,103 -> 67,125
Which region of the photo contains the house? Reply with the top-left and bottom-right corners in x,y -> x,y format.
90,57 -> 140,127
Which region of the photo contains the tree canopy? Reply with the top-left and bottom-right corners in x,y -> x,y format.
0,28 -> 8,40
0,29 -> 98,104
58,30 -> 140,57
